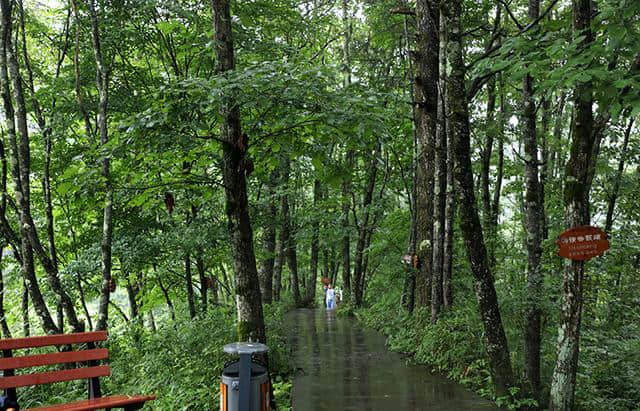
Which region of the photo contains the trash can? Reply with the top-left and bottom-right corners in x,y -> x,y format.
220,360 -> 269,411
220,342 -> 270,411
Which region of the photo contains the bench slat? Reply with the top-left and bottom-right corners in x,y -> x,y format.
0,332 -> 108,350
25,394 -> 156,411
0,365 -> 110,389
0,348 -> 109,371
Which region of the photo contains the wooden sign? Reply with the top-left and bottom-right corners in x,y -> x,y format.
557,226 -> 609,261
401,254 -> 419,269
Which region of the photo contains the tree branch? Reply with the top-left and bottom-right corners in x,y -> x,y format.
496,0 -> 523,30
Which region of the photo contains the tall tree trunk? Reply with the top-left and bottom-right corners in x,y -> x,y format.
361,156 -> 389,300
481,79 -> 496,233
341,150 -> 353,299
341,0 -> 353,301
210,275 -> 219,304
279,156 -> 301,306
482,73 -> 503,269
549,0 -> 595,408
212,0 -> 266,343
157,277 -> 176,323
539,96 -> 551,240
353,142 -> 380,306
9,0 -> 79,328
125,278 -> 139,321
272,235 -> 284,302
84,0 -> 113,332
442,19 -> 455,309
604,118 -> 633,233
550,93 -> 567,179
443,0 -> 515,396
0,136 -> 12,339
219,264 -> 233,301
489,80 -> 506,269
185,254 -> 196,319
0,0 -> 58,335
147,311 -> 156,332
0,251 -> 11,338
431,10 -> 447,321
402,12 -> 418,313
22,279 -> 29,336
322,247 -> 329,281
76,277 -> 93,331
19,4 -> 71,330
480,6 -> 501,245
0,138 -> 21,260
196,253 -> 208,312
259,169 -> 278,304
305,179 -> 322,304
521,0 -> 543,402
414,0 -> 439,308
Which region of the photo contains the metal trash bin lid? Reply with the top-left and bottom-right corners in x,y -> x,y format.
222,361 -> 267,378
223,342 -> 269,356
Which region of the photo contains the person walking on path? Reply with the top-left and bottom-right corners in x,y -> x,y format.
326,284 -> 336,310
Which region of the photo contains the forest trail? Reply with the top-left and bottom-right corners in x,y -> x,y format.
287,309 -> 499,411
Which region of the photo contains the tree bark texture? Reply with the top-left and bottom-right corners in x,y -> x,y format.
0,134 -> 19,339
185,254 -> 196,319
442,23 -> 456,309
22,279 -> 29,336
0,251 -> 11,338
125,278 -> 140,321
86,0 -> 113,332
489,82 -> 506,269
414,0 -> 438,308
402,12 -> 418,313
340,0 -> 353,300
18,1 -> 66,318
259,169 -> 279,304
9,0 -> 81,330
431,10 -> 447,321
540,96 -> 551,240
341,150 -> 353,299
0,136 -> 20,260
272,235 -> 284,302
443,0 -> 515,397
550,93 -> 566,179
76,278 -> 93,331
279,156 -> 301,306
0,0 -> 58,335
549,1 -> 595,408
157,277 -> 176,323
305,179 -> 322,304
481,80 -> 497,237
521,0 -> 543,401
212,0 -> 266,343
196,253 -> 208,312
353,142 -> 380,306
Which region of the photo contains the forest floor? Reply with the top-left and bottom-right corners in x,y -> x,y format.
286,308 -> 498,410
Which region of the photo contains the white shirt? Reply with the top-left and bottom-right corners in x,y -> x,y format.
326,288 -> 336,301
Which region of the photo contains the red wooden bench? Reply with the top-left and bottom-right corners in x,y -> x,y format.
1,331 -> 155,410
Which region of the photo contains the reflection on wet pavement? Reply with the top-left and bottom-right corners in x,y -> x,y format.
288,309 -> 500,411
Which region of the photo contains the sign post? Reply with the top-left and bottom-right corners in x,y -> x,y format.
556,226 -> 609,261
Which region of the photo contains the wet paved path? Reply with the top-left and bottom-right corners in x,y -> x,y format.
288,309 -> 500,411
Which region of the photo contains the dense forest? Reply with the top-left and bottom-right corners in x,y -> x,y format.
0,0 -> 638,409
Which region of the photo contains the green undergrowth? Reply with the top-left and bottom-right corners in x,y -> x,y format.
16,304 -> 294,410
354,264 -> 640,411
